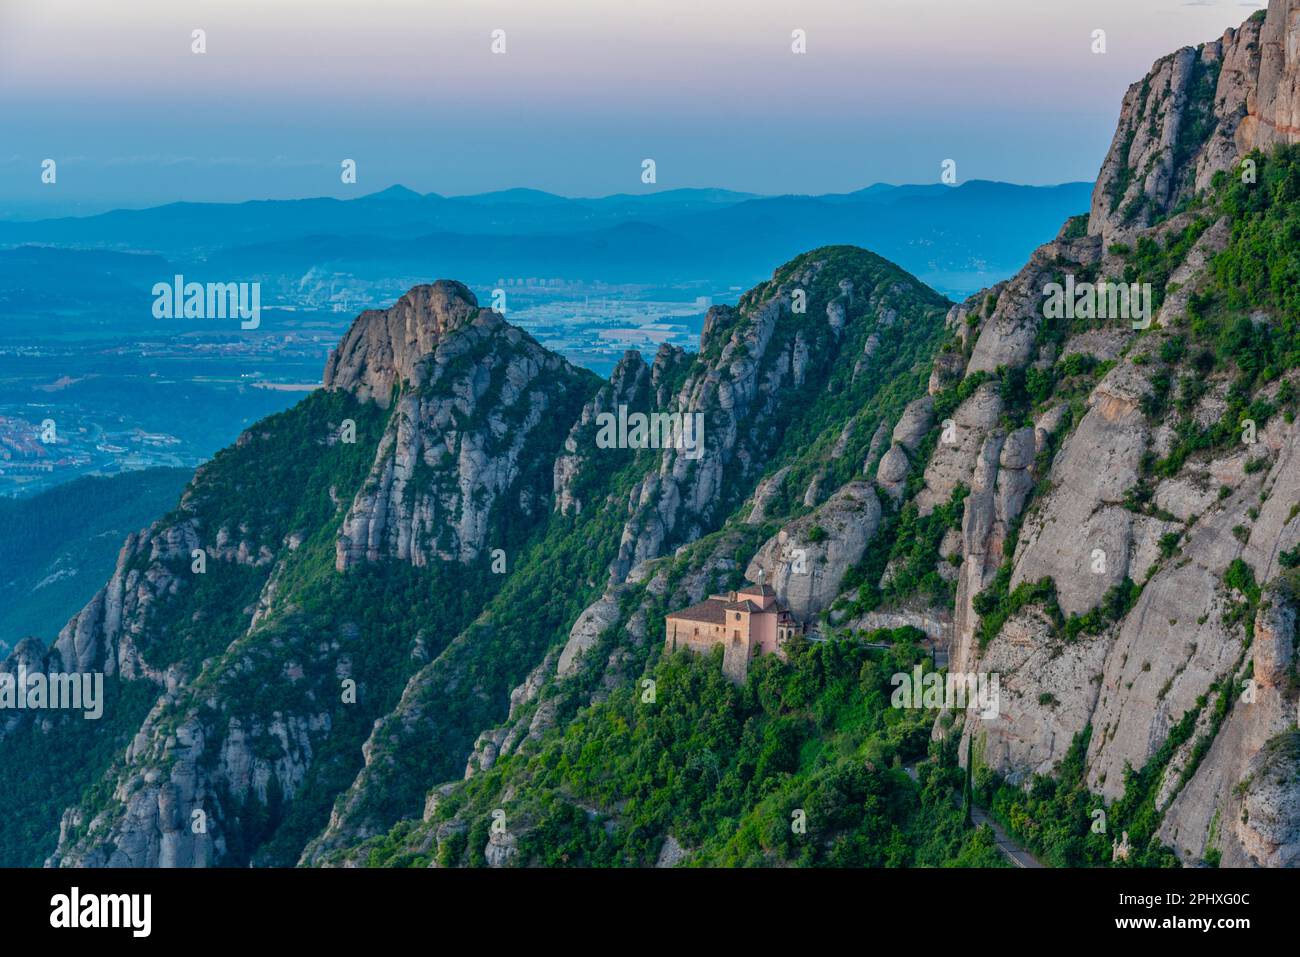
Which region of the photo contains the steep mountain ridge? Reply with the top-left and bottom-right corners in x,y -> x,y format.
0,284 -> 598,866
327,282 -> 599,566
329,0 -> 1300,869
6,1 -> 1300,870
300,246 -> 952,862
0,244 -> 953,868
1091,2 -> 1299,241
938,0 -> 1300,867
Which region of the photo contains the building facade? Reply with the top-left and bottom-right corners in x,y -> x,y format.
663,583 -> 803,683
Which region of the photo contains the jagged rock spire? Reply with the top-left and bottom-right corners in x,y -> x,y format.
322,280 -> 481,406
1090,0 -> 1300,241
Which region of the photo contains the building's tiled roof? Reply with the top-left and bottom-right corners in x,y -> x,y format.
667,583 -> 800,626
666,599 -> 728,624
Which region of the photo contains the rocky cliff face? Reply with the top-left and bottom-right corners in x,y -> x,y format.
317,1 -> 1300,870
10,387 -> 392,866
604,257 -> 941,584
330,282 -> 597,567
5,281 -> 604,869
300,247 -> 952,863
552,349 -> 654,517
930,0 -> 1300,866
745,482 -> 883,621
322,281 -> 480,406
1091,1 -> 1300,242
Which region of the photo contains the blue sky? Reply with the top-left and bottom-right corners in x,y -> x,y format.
0,0 -> 1269,217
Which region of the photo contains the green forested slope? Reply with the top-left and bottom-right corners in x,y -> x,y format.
0,469 -> 192,649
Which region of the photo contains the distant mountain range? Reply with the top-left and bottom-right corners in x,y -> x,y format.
0,180 -> 1092,306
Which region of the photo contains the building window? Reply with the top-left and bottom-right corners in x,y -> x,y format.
734,612 -> 741,621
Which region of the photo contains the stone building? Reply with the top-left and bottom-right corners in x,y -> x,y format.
663,582 -> 803,683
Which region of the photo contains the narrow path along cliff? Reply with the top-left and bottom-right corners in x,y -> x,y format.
969,806 -> 1044,869
903,760 -> 1045,868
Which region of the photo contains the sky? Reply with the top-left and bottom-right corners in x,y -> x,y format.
0,0 -> 1271,216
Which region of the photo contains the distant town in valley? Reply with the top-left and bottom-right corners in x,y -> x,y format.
0,276 -> 717,496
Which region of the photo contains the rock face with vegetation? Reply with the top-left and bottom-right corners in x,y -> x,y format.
745,482 -> 882,620
0,239 -> 961,869
331,282 -> 596,568
939,0 -> 1300,867
3,1 -> 1300,871
300,246 -> 953,864
1091,2 -> 1300,241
